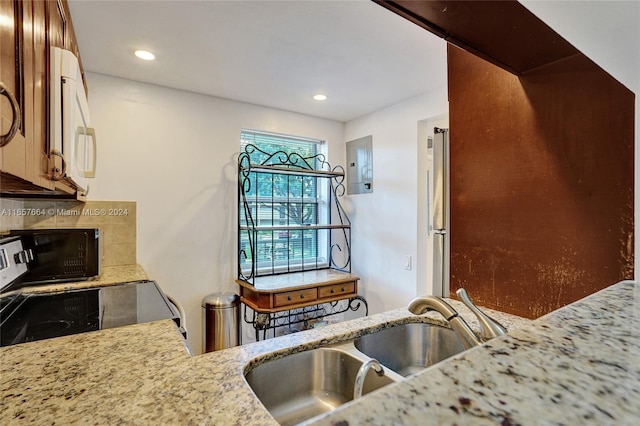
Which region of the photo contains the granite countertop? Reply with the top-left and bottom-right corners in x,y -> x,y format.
1,280 -> 638,425
313,281 -> 640,425
1,264 -> 149,297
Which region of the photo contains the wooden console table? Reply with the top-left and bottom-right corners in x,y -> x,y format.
236,269 -> 367,340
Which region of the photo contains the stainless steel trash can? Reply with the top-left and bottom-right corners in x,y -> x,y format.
202,292 -> 240,353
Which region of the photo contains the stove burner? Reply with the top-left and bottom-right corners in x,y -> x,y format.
0,290 -> 99,346
26,319 -> 74,340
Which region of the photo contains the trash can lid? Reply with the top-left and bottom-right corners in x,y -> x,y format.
202,292 -> 240,308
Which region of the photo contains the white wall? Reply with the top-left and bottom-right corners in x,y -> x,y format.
86,73 -> 345,354
344,87 -> 448,314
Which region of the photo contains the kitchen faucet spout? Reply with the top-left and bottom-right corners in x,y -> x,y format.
408,296 -> 483,349
456,288 -> 507,340
353,359 -> 384,400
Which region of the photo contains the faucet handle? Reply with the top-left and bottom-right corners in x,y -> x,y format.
456,288 -> 507,340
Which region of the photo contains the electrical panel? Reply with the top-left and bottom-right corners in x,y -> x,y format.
346,135 -> 373,195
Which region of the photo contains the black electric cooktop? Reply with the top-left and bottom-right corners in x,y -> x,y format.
0,280 -> 179,347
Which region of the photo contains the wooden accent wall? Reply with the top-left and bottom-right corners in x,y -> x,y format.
448,45 -> 634,318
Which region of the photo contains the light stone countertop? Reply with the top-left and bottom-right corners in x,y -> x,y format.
0,264 -> 149,296
1,280 -> 638,425
311,280 -> 640,425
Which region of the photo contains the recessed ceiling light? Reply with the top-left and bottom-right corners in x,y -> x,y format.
313,94 -> 327,101
134,50 -> 155,61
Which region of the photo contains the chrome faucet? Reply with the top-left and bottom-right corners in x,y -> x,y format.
407,289 -> 507,349
455,288 -> 507,340
353,359 -> 384,400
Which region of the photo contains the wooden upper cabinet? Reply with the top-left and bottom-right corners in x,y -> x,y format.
30,0 -> 54,190
0,0 -> 84,197
0,0 -> 29,181
48,0 -> 65,49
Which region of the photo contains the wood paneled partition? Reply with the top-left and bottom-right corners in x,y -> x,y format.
447,45 -> 634,318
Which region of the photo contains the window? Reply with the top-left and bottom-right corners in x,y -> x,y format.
239,129 -> 329,277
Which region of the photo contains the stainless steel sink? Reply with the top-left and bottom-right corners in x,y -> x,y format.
245,347 -> 395,426
245,322 -> 468,424
354,323 -> 465,377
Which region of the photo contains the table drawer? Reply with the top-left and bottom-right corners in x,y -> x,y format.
318,282 -> 355,298
274,288 -> 318,307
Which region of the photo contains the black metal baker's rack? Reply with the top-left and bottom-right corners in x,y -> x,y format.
237,144 -> 351,285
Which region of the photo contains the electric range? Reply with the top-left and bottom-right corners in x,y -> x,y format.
0,280 -> 182,347
0,233 -> 183,347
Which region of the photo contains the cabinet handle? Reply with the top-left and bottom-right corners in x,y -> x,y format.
75,126 -> 97,178
0,82 -> 21,147
50,149 -> 67,180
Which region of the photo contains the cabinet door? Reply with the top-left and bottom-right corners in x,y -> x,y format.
1,0 -> 84,196
0,0 -> 28,179
23,0 -> 55,190
29,0 -> 54,189
0,0 -> 55,190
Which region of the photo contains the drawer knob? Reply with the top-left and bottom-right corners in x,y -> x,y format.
330,289 -> 335,294
300,294 -> 305,299
287,296 -> 292,301
341,287 -> 345,292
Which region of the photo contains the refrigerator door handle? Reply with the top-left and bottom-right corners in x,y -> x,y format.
433,229 -> 447,235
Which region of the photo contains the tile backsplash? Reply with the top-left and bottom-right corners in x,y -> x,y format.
0,199 -> 136,267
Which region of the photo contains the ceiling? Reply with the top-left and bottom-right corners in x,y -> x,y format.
67,0 -> 448,123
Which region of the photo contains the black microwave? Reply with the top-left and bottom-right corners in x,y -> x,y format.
7,228 -> 100,289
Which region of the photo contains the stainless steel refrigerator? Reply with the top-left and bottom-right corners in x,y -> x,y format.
432,127 -> 450,297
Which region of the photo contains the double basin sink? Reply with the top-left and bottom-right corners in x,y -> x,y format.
244,322 -> 466,425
